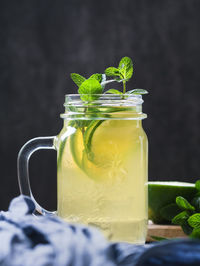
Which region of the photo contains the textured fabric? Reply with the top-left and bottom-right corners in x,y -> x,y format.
0,196 -> 200,266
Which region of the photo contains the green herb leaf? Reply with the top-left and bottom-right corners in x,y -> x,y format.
176,196 -> 195,211
105,67 -> 121,78
190,228 -> 200,239
195,180 -> 200,191
104,89 -> 123,95
118,56 -> 133,81
126,89 -> 148,95
181,222 -> 193,235
172,211 -> 190,225
188,214 -> 200,228
150,236 -> 168,241
89,73 -> 103,83
78,79 -> 103,101
191,197 -> 200,212
70,73 -> 86,87
160,203 -> 181,222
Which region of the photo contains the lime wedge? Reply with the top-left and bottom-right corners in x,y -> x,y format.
148,181 -> 197,224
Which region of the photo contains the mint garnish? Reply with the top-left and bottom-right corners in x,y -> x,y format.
69,56 -> 148,170
78,79 -> 103,101
105,56 -> 133,94
71,57 -> 148,97
70,73 -> 86,87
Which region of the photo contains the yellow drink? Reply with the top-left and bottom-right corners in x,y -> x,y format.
56,112 -> 148,243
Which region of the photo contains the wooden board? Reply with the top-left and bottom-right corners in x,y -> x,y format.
147,224 -> 187,242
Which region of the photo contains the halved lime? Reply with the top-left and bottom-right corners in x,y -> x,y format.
148,181 -> 197,224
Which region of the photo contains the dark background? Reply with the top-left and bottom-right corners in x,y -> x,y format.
1,0 -> 200,211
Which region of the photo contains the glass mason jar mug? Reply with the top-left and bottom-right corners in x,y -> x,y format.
18,94 -> 148,244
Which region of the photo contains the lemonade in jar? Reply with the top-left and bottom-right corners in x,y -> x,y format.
18,57 -> 148,243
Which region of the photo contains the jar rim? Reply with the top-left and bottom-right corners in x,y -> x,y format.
64,94 -> 144,107
61,94 -> 146,120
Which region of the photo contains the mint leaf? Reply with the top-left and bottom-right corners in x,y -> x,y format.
176,196 -> 195,211
191,197 -> 200,212
78,79 -> 103,101
126,89 -> 148,95
104,89 -> 123,95
195,180 -> 200,191
150,236 -> 168,241
89,73 -> 103,83
188,214 -> 200,228
118,56 -> 133,81
172,211 -> 189,225
71,73 -> 86,87
105,67 -> 121,78
104,57 -> 134,93
190,228 -> 200,239
182,222 -> 193,235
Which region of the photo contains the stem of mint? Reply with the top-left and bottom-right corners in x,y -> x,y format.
123,80 -> 126,94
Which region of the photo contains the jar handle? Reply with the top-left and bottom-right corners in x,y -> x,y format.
17,136 -> 56,215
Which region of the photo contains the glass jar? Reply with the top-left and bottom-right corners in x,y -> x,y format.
18,94 -> 148,244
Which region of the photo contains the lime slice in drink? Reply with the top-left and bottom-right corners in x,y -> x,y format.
82,119 -> 139,180
148,181 -> 197,224
58,127 -> 84,171
69,127 -> 84,168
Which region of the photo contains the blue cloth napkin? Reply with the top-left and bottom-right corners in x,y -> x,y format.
0,196 -> 200,266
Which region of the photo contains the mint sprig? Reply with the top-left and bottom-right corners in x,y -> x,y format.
71,57 -> 148,97
68,57 -> 148,173
171,179 -> 200,239
105,56 -> 133,94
